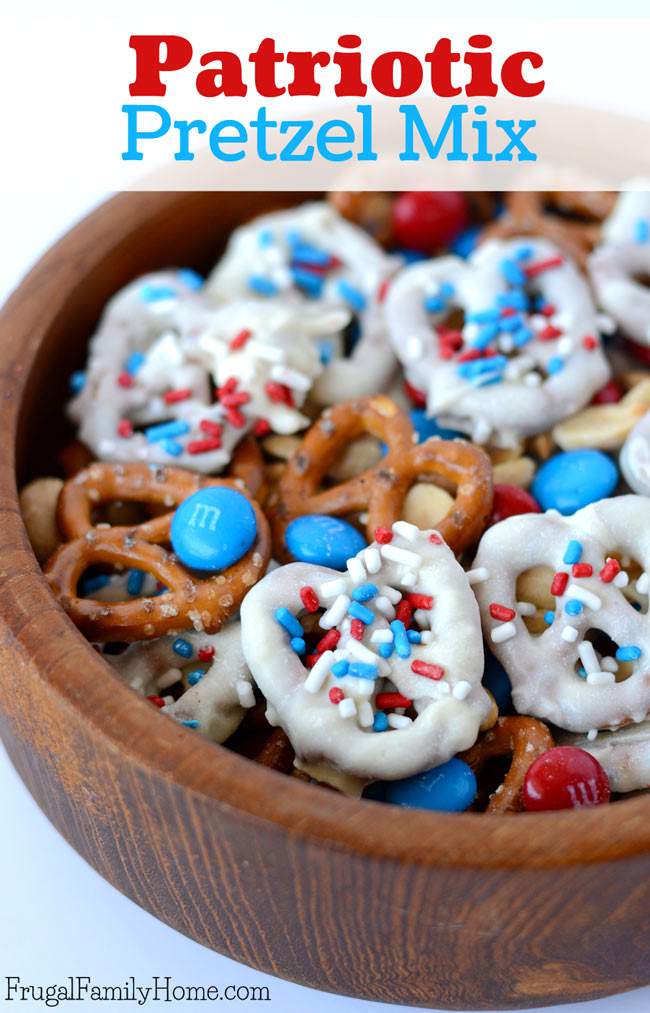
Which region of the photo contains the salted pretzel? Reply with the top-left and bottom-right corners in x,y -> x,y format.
460,716 -> 554,813
268,396 -> 493,557
481,192 -> 615,267
45,462 -> 271,642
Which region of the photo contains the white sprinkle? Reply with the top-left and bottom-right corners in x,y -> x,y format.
248,339 -> 285,363
319,594 -> 350,629
406,336 -> 424,361
596,313 -> 616,334
347,637 -> 389,675
392,520 -> 419,542
414,609 -> 430,629
586,671 -> 616,686
466,567 -> 489,585
157,667 -> 182,690
358,701 -> 374,728
557,336 -> 575,356
362,545 -> 381,574
523,372 -> 542,387
636,572 -> 650,595
578,641 -> 601,675
452,681 -> 472,700
601,656 -> 618,673
379,584 -> 403,604
374,596 -> 395,619
266,703 -> 279,725
491,622 -> 517,643
399,569 -> 417,587
270,364 -> 311,391
370,629 -> 394,644
505,354 -> 534,379
388,713 -> 413,729
236,679 -> 256,708
380,544 -> 421,569
319,577 -> 347,600
587,728 -> 598,741
566,583 -> 602,611
420,631 -> 434,644
613,571 -> 630,589
516,601 -> 536,617
347,556 -> 366,585
303,651 -> 335,693
472,417 -> 491,445
338,698 -> 357,719
561,625 -> 579,643
498,334 -> 514,354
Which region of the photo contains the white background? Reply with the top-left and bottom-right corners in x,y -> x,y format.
2,2 -> 650,1011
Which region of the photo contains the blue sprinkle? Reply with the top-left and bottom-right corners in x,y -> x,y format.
467,308 -> 501,324
497,290 -> 528,311
407,630 -> 422,644
577,666 -> 587,679
177,268 -> 204,290
69,370 -> 86,394
258,229 -> 274,248
373,712 -> 389,732
390,620 -> 411,659
318,340 -> 333,365
409,409 -> 465,442
126,569 -> 145,596
379,642 -> 394,659
348,601 -> 375,625
145,420 -> 191,443
616,645 -> 642,662
289,239 -> 331,267
290,637 -> 306,655
291,267 -> 323,298
162,439 -> 183,457
457,355 -> 508,380
472,323 -> 500,349
563,540 -> 583,565
450,225 -> 481,258
140,283 -> 178,303
471,371 -> 504,389
500,258 -> 527,287
248,274 -> 280,296
424,294 -> 446,314
544,610 -> 555,625
347,662 -> 379,680
79,573 -> 110,596
565,599 -> 583,616
125,351 -> 145,376
337,279 -> 367,313
331,660 -> 349,678
181,719 -> 200,729
187,670 -> 205,686
515,245 -> 534,262
547,356 -> 565,376
352,583 -> 378,602
173,638 -> 193,659
499,313 -> 525,333
274,607 -> 303,640
439,281 -> 456,299
512,326 -> 533,348
634,219 -> 650,244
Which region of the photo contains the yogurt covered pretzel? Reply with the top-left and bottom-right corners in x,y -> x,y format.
589,183 -> 650,348
205,202 -> 399,405
473,497 -> 650,733
241,522 -> 491,781
70,271 -> 340,470
562,721 -> 650,793
620,410 -> 650,496
385,237 -> 610,446
108,623 -> 255,744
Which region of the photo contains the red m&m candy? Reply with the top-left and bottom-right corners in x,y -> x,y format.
489,484 -> 541,526
523,746 -> 610,812
392,192 -> 469,254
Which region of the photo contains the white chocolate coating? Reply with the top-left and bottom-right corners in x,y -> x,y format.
620,410 -> 650,496
385,237 -> 609,445
589,242 -> 650,347
473,498 -> 650,732
108,623 -> 253,744
561,722 -> 650,793
240,525 -> 490,781
601,184 -> 650,245
205,202 -> 399,404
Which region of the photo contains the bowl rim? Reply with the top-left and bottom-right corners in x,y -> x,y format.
2,189 -> 650,872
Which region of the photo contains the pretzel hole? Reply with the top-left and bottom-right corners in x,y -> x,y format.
435,306 -> 466,334
342,317 -> 362,357
77,564 -> 165,602
91,500 -> 152,527
633,273 -> 650,291
472,755 -> 513,811
326,435 -> 384,482
574,629 -> 634,684
516,566 -> 555,636
608,554 -> 648,615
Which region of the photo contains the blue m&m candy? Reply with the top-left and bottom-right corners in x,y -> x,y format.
531,449 -> 619,515
285,515 -> 366,571
409,409 -> 465,443
382,758 -> 477,812
170,487 -> 257,571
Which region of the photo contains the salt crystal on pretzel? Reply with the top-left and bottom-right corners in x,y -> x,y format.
385,237 -> 610,446
205,202 -> 399,405
472,497 -> 650,732
240,524 -> 490,781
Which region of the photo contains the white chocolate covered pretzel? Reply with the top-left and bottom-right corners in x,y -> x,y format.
473,497 -> 650,733
108,622 -> 254,743
385,237 -> 610,446
205,202 -> 399,405
240,523 -> 490,781
562,722 -> 650,794
620,410 -> 650,496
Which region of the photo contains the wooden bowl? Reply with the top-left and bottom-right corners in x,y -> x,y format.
1,192 -> 649,1011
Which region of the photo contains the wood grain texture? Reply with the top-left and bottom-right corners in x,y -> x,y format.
0,191 -> 649,1010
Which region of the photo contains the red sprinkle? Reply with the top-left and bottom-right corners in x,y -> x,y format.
538,324 -> 563,341
500,306 -> 517,318
540,303 -> 556,317
374,527 -> 393,544
350,619 -> 365,641
304,653 -> 319,668
225,407 -> 247,428
329,687 -> 345,705
395,600 -> 413,627
600,558 -> 621,583
253,418 -> 271,437
457,347 -> 482,364
406,593 -> 434,610
411,660 -> 445,681
265,381 -> 294,407
147,695 -> 166,708
117,419 -> 133,438
187,437 -> 221,455
198,646 -> 215,662
229,327 -> 252,351
299,586 -> 320,613
582,335 -> 599,351
376,692 -> 413,710
525,256 -> 564,278
572,563 -> 593,579
200,419 -> 222,440
164,388 -> 192,404
117,371 -> 134,388
216,376 -> 238,397
428,532 -> 443,544
377,279 -> 391,303
403,379 -> 426,408
551,572 -> 569,597
489,603 -> 516,622
315,629 -> 340,654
